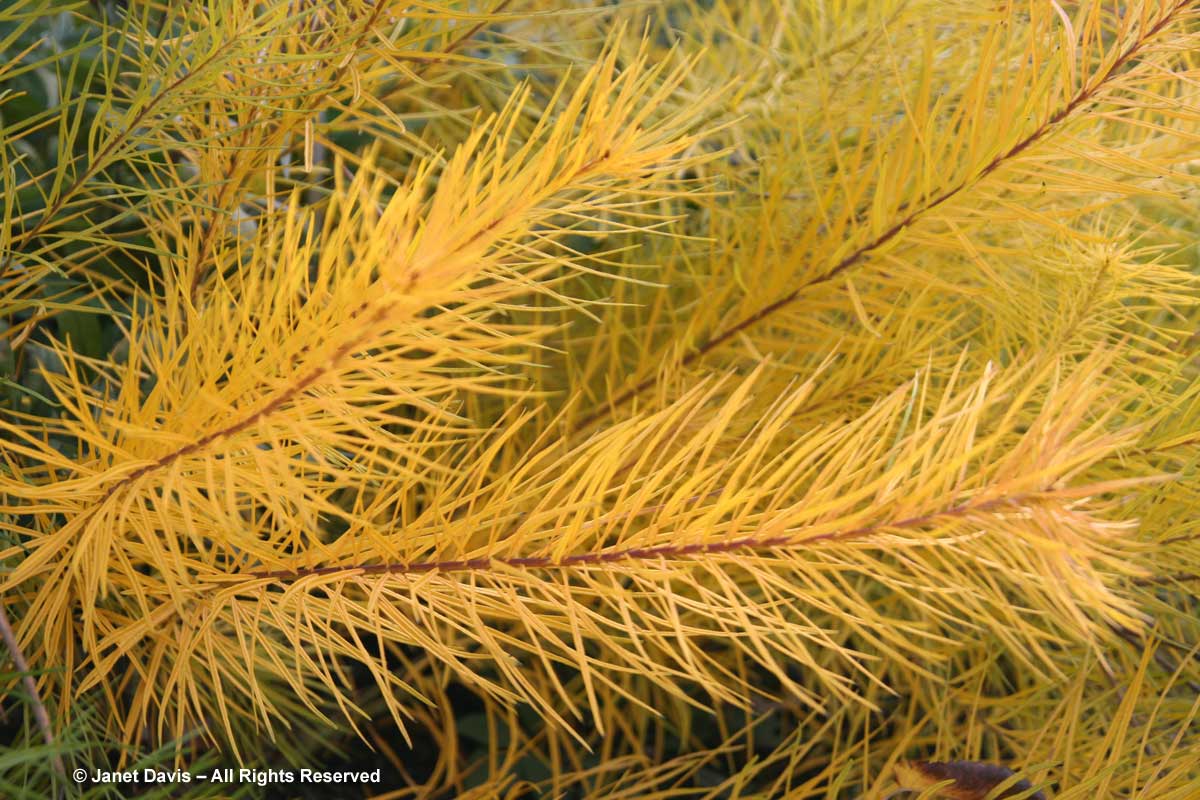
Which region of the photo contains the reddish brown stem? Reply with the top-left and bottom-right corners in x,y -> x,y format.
572,2 -> 1195,432
246,495 -> 1016,582
0,603 -> 65,778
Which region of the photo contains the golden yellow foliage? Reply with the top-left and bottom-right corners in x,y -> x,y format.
2,0 -> 1200,796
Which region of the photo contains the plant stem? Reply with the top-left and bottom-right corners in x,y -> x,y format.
0,602 -> 65,778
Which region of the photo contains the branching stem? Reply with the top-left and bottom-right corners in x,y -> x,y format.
245,493 -> 1019,581
572,0 -> 1196,432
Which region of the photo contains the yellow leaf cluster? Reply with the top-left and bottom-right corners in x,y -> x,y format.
2,0 -> 1200,796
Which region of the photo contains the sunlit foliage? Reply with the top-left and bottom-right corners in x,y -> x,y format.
3,1 -> 1200,797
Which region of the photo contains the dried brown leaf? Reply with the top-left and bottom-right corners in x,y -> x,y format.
894,760 -> 1046,799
